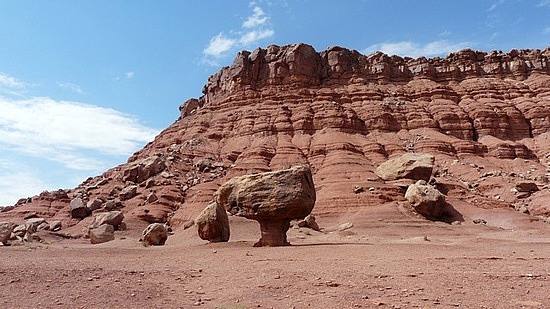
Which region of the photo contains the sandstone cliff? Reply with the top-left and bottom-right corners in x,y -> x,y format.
2,44 -> 549,232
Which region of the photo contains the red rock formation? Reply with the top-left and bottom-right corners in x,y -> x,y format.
1,44 -> 549,232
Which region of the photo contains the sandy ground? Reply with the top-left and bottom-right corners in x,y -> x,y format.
1,205 -> 550,309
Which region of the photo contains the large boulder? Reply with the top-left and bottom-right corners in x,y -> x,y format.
89,224 -> 115,244
70,197 -> 89,218
141,223 -> 169,246
196,202 -> 230,242
216,165 -> 316,247
0,222 -> 15,244
375,153 -> 435,182
90,211 -> 124,230
405,180 -> 446,219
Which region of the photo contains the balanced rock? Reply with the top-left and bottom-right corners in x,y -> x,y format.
196,202 -> 230,242
141,223 -> 169,246
375,153 -> 435,182
405,180 -> 446,219
0,222 -> 15,244
216,165 -> 316,247
89,224 -> 115,244
70,197 -> 89,218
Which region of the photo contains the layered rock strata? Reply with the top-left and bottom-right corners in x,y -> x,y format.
1,44 -> 549,233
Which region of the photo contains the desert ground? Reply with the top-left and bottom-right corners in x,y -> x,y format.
1,202 -> 549,309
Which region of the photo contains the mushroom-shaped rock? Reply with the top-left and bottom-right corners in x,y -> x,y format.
141,223 -> 169,246
405,180 -> 446,219
216,165 -> 316,247
196,202 -> 230,242
375,153 -> 435,182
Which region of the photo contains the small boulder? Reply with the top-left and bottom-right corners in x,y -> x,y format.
104,198 -> 122,210
515,182 -> 539,193
146,192 -> 158,203
12,224 -> 26,237
405,180 -> 446,219
89,224 -> 115,244
122,155 -> 166,183
119,185 -> 138,201
87,198 -> 104,212
49,221 -> 62,232
0,222 -> 16,244
70,197 -> 89,218
296,214 -> 320,231
26,218 -> 47,234
196,202 -> 230,242
141,223 -> 169,246
375,153 -> 435,182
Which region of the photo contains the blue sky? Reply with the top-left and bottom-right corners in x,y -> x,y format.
0,0 -> 549,205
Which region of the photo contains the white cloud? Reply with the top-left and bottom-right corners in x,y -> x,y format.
487,0 -> 506,12
202,4 -> 275,64
362,40 -> 472,58
538,0 -> 550,7
126,71 -> 135,79
243,6 -> 268,28
438,30 -> 452,38
0,72 -> 27,97
57,82 -> 85,95
0,72 -> 26,89
203,33 -> 237,58
239,29 -> 275,45
0,160 -> 48,206
0,96 -> 159,171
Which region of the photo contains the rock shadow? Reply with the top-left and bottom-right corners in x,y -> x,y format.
438,202 -> 464,223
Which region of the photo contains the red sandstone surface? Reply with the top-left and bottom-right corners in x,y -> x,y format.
1,44 -> 549,308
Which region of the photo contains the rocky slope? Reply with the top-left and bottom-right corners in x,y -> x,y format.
1,43 -> 549,235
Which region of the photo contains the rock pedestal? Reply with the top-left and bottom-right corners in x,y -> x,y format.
215,165 -> 316,247
255,219 -> 291,247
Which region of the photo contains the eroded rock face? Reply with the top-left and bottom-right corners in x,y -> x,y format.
1,44 -> 549,229
405,180 -> 446,219
375,153 -> 435,182
195,202 -> 230,242
216,165 -> 316,246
